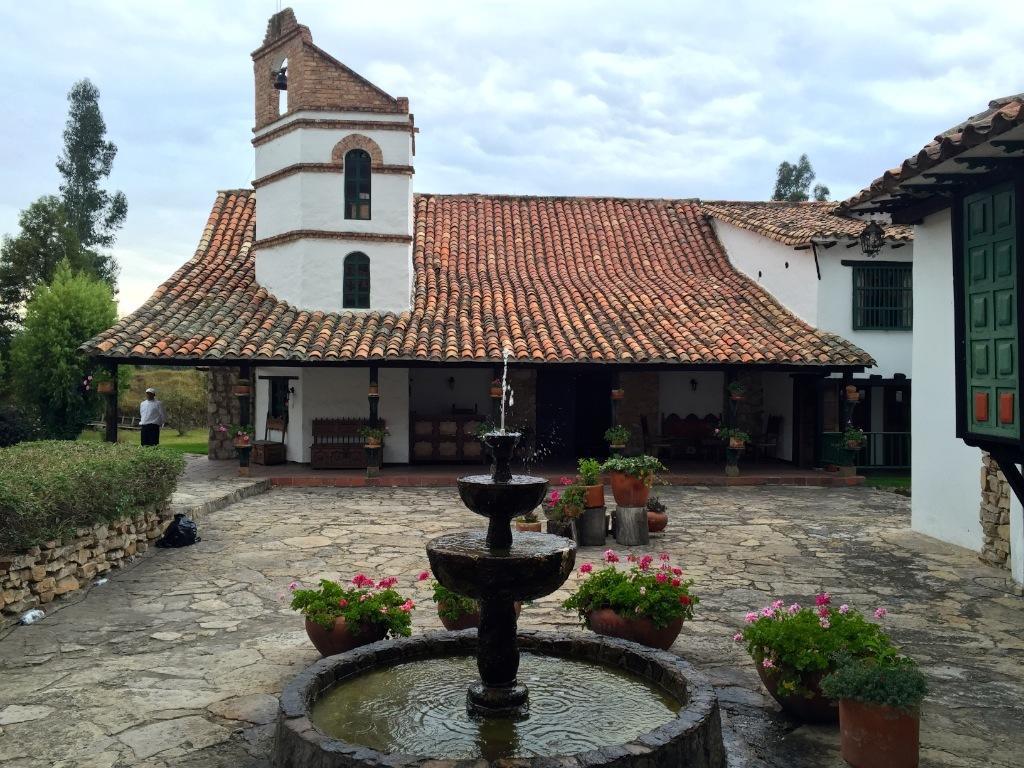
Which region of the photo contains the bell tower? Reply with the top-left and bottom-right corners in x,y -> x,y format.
251,9 -> 415,314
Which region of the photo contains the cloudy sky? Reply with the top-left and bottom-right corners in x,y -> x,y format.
2,0 -> 1022,314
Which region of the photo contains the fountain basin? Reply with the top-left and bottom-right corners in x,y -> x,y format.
427,531 -> 575,602
274,630 -> 725,767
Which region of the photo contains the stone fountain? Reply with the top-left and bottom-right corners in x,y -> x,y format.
273,359 -> 726,766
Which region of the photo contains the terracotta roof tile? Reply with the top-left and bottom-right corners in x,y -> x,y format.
702,201 -> 912,246
843,95 -> 1024,210
82,190 -> 873,367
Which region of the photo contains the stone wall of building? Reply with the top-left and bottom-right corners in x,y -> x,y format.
619,372 -> 660,452
980,452 -> 1011,569
0,504 -> 171,625
207,367 -> 245,460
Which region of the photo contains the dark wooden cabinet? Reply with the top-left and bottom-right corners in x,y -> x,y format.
410,413 -> 485,463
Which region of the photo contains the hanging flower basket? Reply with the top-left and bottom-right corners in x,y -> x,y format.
232,383 -> 252,397
489,380 -> 504,398
96,381 -> 116,395
368,383 -> 379,397
233,434 -> 251,449
610,388 -> 625,401
729,437 -> 746,450
845,385 -> 860,402
365,438 -> 382,449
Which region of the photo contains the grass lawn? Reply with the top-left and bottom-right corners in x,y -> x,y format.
79,427 -> 208,456
862,472 -> 911,493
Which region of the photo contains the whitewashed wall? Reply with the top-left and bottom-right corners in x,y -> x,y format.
410,368 -> 492,417
659,372 -> 725,419
911,210 -> 983,551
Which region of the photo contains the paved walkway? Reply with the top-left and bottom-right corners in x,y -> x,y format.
0,485 -> 1021,767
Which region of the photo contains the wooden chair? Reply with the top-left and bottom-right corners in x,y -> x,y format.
253,416 -> 287,465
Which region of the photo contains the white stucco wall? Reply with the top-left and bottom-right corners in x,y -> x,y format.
911,209 -> 983,551
659,372 -> 725,419
712,220 -> 819,324
410,368 -> 492,417
255,120 -> 413,179
255,239 -> 412,313
761,372 -> 794,462
817,246 -> 913,379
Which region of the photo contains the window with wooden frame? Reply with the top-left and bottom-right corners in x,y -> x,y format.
344,149 -> 371,220
851,262 -> 912,330
343,252 -> 371,309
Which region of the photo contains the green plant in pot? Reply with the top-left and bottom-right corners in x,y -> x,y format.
736,593 -> 899,724
514,507 -> 542,532
717,426 -> 750,450
543,479 -> 586,538
358,425 -> 389,448
577,457 -> 604,508
600,454 -> 665,507
821,654 -> 927,768
727,381 -> 746,401
420,571 -> 522,631
564,550 -> 697,650
843,426 -> 866,451
290,575 -> 414,657
603,424 -> 630,450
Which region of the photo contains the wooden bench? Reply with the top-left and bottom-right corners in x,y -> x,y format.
253,416 -> 287,465
310,418 -> 384,469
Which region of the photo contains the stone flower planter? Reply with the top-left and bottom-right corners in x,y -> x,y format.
756,663 -> 838,724
609,472 -> 650,507
586,608 -> 683,650
304,617 -> 388,657
839,699 -> 920,768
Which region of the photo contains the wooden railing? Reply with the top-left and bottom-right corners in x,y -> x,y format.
821,431 -> 910,469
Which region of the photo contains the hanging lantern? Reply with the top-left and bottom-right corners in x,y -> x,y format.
858,220 -> 885,257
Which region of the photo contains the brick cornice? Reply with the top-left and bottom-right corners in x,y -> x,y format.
253,162 -> 414,188
255,230 -> 413,249
253,116 -> 417,146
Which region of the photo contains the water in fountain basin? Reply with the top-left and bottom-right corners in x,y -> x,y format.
309,653 -> 681,760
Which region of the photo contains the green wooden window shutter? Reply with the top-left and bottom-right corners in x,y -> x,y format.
851,263 -> 913,330
344,149 -> 372,220
343,252 -> 371,309
964,182 -> 1018,439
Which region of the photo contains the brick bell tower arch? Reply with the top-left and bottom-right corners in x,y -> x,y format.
250,8 -> 417,315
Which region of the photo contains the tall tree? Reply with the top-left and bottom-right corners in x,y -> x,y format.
56,79 -> 127,253
9,263 -> 115,438
772,154 -> 830,202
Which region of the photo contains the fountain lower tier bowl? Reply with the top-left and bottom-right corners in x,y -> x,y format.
457,474 -> 548,523
274,630 -> 725,767
427,531 -> 574,602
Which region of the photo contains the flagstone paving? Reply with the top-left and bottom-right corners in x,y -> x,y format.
0,485 -> 1021,767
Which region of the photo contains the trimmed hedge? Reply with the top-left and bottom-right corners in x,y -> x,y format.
0,441 -> 185,552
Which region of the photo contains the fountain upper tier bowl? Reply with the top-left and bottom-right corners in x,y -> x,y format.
427,531 -> 575,602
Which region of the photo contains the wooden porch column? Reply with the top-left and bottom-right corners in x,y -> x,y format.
103,360 -> 118,443
238,364 -> 252,428
367,365 -> 380,477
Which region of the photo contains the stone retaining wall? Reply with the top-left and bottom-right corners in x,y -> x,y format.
207,367 -> 244,459
0,503 -> 172,623
980,452 -> 1011,569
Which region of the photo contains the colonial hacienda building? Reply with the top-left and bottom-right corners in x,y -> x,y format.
84,9 -> 909,473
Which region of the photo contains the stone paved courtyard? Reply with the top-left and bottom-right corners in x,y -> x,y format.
0,485 -> 1022,767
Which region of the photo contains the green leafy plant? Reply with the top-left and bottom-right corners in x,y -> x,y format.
474,420 -> 496,438
161,385 -> 206,437
0,441 -> 184,551
564,550 -> 698,629
600,454 -> 666,486
289,575 -> 414,636
358,426 -> 389,442
737,594 -> 900,699
578,457 -> 602,486
646,496 -> 666,514
429,581 -> 479,621
727,381 -> 746,396
821,655 -> 927,713
0,405 -> 40,447
544,479 -> 586,521
717,427 -> 751,444
517,509 -> 539,523
603,425 -> 631,445
843,426 -> 866,444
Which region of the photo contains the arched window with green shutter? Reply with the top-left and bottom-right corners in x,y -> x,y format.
344,149 -> 371,220
343,252 -> 371,309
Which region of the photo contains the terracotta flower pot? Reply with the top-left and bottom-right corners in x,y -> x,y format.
365,438 -> 382,449
515,519 -> 542,532
96,381 -> 115,395
756,663 -> 838,724
729,393 -> 745,402
728,437 -> 746,450
490,386 -> 503,398
610,389 -> 625,401
586,608 -> 683,650
610,472 -> 650,507
232,384 -> 252,397
839,699 -> 920,768
647,510 -> 668,533
233,436 -> 251,449
304,617 -> 388,657
583,483 -> 604,509
438,601 -> 521,631
368,385 -> 379,397
846,440 -> 863,450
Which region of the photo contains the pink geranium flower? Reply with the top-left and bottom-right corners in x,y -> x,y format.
560,476 -> 574,486
288,580 -> 301,591
771,599 -> 784,610
819,617 -> 830,629
671,566 -> 683,576
733,632 -> 743,642
627,554 -> 637,563
818,606 -> 829,619
787,603 -> 801,614
548,490 -> 561,504
838,604 -> 850,614
579,563 -> 593,574
638,555 -> 654,571
376,576 -> 398,589
400,599 -> 415,612
744,611 -> 759,623
337,598 -> 348,608
655,572 -> 667,583
417,570 -> 430,581
874,607 -> 887,619
815,592 -> 831,607
761,606 -> 775,618
671,578 -> 681,587
762,658 -> 775,669
603,549 -> 620,563
659,553 -> 671,562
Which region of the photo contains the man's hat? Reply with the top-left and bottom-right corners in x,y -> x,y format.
145,387 -> 156,394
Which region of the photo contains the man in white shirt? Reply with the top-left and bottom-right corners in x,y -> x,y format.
139,388 -> 167,446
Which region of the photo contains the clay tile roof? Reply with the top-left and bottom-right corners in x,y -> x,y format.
82,190 -> 873,368
701,201 -> 912,247
843,94 -> 1024,210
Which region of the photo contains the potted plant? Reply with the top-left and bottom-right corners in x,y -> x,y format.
736,594 -> 899,724
610,387 -> 625,401
289,575 -> 414,657
603,424 -> 630,450
514,509 -> 542,533
646,495 -> 668,533
489,379 -> 504,398
368,382 -> 379,397
359,426 -> 389,448
424,576 -> 522,631
728,381 -> 746,401
843,426 -> 866,450
600,454 -> 665,507
563,550 -> 698,650
232,378 -> 252,397
717,427 -> 750,450
229,424 -> 253,448
821,655 -> 927,768
543,480 -> 585,539
94,370 -> 116,395
578,457 -> 604,508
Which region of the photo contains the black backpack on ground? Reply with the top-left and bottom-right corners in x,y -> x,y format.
155,513 -> 201,548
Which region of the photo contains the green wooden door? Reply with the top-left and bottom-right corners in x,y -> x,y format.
964,182 -> 1019,439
